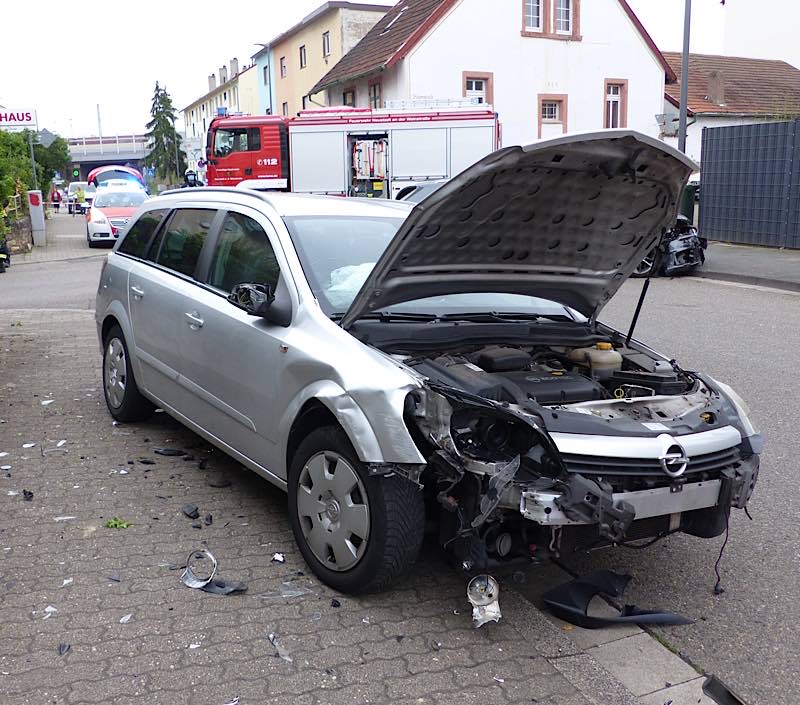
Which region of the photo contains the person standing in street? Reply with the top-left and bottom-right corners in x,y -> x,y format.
73,186 -> 85,216
51,187 -> 62,213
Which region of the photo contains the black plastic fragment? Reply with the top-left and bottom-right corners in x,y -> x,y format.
139,459 -> 156,466
542,570 -> 693,629
154,448 -> 186,457
330,598 -> 341,608
182,504 -> 200,519
58,643 -> 71,656
192,522 -> 202,529
107,571 -> 121,583
200,577 -> 247,595
204,513 -> 213,526
22,489 -> 33,501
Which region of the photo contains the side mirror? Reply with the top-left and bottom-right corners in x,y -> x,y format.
227,282 -> 292,327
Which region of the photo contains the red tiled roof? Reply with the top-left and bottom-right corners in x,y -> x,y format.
310,0 -> 457,93
663,52 -> 800,115
312,0 -> 674,94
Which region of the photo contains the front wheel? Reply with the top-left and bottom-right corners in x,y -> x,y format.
102,325 -> 155,422
632,249 -> 657,278
288,426 -> 424,594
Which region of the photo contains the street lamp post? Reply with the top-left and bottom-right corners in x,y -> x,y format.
678,0 -> 692,154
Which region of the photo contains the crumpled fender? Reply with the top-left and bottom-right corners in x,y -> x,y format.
279,380 -> 426,466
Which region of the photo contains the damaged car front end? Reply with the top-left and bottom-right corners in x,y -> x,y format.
338,130 -> 761,597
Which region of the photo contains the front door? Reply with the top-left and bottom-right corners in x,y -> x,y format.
177,208 -> 292,476
211,127 -> 257,186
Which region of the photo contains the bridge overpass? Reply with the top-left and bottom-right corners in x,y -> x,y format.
68,135 -> 148,179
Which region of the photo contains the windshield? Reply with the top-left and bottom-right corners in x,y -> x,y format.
93,191 -> 146,208
284,215 -> 573,319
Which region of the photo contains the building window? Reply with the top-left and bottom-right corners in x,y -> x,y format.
604,80 -> 628,128
462,72 -> 494,105
282,102 -> 289,116
263,66 -> 269,85
555,0 -> 572,34
524,0 -> 542,31
541,101 -> 560,121
368,82 -> 382,109
537,94 -> 567,137
299,45 -> 307,69
280,56 -> 287,78
342,89 -> 355,106
322,31 -> 331,57
302,96 -> 308,110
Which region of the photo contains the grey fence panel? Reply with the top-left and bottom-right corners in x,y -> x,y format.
700,120 -> 796,248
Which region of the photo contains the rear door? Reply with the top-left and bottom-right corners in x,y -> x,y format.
127,207 -> 220,411
176,207 -> 294,477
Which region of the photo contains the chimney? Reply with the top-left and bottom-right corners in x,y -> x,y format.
707,70 -> 725,105
220,65 -> 228,84
230,57 -> 239,77
208,73 -> 216,91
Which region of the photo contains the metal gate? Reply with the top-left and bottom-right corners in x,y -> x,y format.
700,120 -> 800,249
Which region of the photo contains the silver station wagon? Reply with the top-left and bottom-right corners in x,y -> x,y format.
96,131 -> 761,596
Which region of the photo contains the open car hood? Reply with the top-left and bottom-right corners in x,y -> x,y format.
341,131 -> 696,329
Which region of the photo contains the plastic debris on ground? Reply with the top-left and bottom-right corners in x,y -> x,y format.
119,613 -> 133,624
42,605 -> 57,620
22,443 -> 36,449
493,676 -> 505,684
22,489 -> 33,501
467,574 -> 502,628
182,504 -> 200,520
271,552 -> 285,564
222,698 -> 240,705
53,516 -> 76,522
56,440 -> 66,447
179,548 -> 247,595
153,448 -> 186,457
203,513 -> 213,526
106,571 -> 121,583
541,570 -> 693,629
40,399 -> 55,406
188,643 -> 202,649
0,452 -> 8,458
58,643 -> 71,656
268,633 -> 293,662
259,581 -> 313,600
7,491 -> 18,496
61,578 -> 73,587
330,598 -> 341,608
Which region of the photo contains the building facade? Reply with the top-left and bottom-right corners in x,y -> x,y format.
258,1 -> 389,118
312,0 -> 673,148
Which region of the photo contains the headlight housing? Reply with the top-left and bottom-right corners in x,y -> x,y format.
711,378 -> 758,437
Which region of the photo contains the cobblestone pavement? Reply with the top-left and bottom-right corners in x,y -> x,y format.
0,309 -> 641,705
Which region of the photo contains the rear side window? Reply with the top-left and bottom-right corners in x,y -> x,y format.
118,209 -> 169,258
207,212 -> 280,293
153,209 -> 215,278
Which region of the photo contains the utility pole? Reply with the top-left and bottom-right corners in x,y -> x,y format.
173,117 -> 180,181
678,0 -> 691,153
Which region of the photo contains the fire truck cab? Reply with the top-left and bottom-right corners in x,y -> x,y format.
206,103 -> 499,197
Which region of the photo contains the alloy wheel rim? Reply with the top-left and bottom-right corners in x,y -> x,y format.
104,338 -> 127,409
296,451 -> 370,572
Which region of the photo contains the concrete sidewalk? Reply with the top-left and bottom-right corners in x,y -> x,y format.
11,211 -> 108,266
697,241 -> 800,292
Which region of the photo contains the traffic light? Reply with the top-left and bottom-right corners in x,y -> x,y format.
71,168 -> 80,178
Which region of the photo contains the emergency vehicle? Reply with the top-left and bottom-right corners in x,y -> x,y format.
205,102 -> 499,198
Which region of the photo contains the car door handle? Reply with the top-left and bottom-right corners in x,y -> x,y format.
185,312 -> 204,329
130,285 -> 145,299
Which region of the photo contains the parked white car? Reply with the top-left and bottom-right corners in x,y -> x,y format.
95,131 -> 761,595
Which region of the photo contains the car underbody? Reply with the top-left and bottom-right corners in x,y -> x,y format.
359,321 -> 760,571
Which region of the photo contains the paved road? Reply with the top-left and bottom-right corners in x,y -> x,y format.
0,257 -> 104,310
579,276 -> 800,705
2,236 -> 796,704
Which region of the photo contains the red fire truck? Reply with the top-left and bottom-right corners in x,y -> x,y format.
205,104 -> 499,198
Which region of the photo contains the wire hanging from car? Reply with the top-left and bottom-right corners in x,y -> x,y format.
713,509 -> 730,595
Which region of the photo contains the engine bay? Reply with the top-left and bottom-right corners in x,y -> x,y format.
408,342 -> 693,407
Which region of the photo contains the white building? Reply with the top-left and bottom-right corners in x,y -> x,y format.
310,0 -> 674,147
660,52 -> 800,165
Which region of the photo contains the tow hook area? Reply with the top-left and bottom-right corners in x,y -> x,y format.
555,474 -> 635,543
467,574 -> 502,628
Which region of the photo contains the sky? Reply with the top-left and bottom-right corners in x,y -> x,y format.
2,0 -> 798,138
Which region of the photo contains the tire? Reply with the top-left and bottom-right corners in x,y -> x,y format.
102,325 -> 155,422
288,425 -> 424,594
631,249 -> 657,278
87,228 -> 95,248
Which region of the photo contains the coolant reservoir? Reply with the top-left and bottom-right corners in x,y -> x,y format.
568,342 -> 623,376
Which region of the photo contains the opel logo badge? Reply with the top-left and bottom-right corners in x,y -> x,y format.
659,445 -> 689,477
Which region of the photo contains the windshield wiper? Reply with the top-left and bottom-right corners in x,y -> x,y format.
331,311 -> 438,323
437,311 -> 573,323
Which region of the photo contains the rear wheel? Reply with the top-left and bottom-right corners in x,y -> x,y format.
632,249 -> 657,278
288,426 -> 424,594
102,325 -> 155,422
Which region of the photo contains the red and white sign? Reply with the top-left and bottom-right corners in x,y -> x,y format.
0,109 -> 36,128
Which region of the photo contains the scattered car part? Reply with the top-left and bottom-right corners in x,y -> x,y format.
154,447 -> 186,456
259,581 -> 313,599
180,549 -> 218,588
119,613 -> 133,624
22,489 -> 33,501
268,633 -> 293,662
182,504 -> 200,520
467,574 -> 502,628
542,570 -> 693,629
58,643 -> 71,656
271,552 -> 286,564
702,675 -> 750,705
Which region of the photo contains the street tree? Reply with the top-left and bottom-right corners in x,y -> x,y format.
145,82 -> 186,181
33,134 -> 71,194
